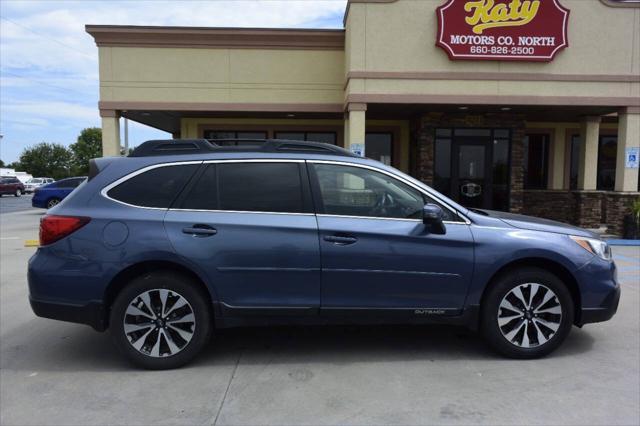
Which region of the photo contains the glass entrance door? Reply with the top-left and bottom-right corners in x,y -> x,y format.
451,139 -> 492,209
433,128 -> 511,211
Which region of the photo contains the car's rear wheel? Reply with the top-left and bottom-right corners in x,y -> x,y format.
14,189 -> 22,197
110,271 -> 212,369
46,198 -> 60,209
481,267 -> 574,359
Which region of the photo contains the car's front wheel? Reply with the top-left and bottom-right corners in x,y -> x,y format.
109,271 -> 212,369
14,189 -> 22,197
481,267 -> 574,359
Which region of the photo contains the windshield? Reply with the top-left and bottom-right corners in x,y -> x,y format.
28,179 -> 43,184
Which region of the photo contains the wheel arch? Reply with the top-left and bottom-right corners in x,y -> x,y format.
103,260 -> 216,327
478,257 -> 582,326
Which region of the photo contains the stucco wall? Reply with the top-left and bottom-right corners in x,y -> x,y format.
344,0 -> 640,102
98,47 -> 345,105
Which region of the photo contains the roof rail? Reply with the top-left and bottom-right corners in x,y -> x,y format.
128,139 -> 358,158
128,139 -> 217,157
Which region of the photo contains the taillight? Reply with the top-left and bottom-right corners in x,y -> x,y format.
39,215 -> 90,246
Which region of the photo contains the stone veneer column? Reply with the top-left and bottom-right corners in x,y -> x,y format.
615,107 -> 640,192
577,116 -> 601,190
101,110 -> 121,157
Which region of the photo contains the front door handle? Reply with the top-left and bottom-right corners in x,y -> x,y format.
323,235 -> 357,245
182,224 -> 217,237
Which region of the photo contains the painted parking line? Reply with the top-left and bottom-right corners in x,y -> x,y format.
24,240 -> 39,247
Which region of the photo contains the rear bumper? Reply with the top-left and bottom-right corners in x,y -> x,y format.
578,284 -> 621,326
29,297 -> 107,331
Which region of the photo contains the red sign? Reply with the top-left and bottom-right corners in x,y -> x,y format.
436,0 -> 569,62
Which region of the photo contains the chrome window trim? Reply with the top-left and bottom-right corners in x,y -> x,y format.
203,159 -> 305,164
308,159 -> 471,224
101,158 -> 471,224
169,208 -> 314,216
316,213 -> 467,225
101,159 -> 305,211
100,161 -> 203,210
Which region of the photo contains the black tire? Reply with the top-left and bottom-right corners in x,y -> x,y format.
14,189 -> 22,197
481,267 -> 574,359
109,271 -> 212,369
46,198 -> 61,209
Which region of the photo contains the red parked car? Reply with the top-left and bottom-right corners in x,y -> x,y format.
0,177 -> 25,197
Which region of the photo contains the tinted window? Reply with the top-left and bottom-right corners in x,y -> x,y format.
216,162 -> 305,213
108,165 -> 198,208
365,133 -> 392,165
311,164 -> 457,221
52,178 -> 85,188
523,134 -> 549,189
275,132 -> 337,145
181,165 -> 218,210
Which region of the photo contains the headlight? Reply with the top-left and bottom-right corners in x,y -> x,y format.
570,235 -> 611,260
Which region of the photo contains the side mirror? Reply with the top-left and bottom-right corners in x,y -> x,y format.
422,203 -> 446,234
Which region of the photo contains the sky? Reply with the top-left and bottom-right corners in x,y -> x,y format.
0,0 -> 347,164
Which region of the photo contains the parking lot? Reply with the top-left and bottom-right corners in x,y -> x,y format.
0,193 -> 35,214
0,207 -> 638,426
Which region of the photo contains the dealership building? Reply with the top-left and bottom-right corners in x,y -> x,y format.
86,0 -> 640,234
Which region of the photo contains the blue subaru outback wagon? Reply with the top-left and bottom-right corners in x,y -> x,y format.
28,139 -> 620,369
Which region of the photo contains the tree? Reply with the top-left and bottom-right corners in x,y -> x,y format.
70,127 -> 102,175
0,159 -> 5,168
18,143 -> 72,179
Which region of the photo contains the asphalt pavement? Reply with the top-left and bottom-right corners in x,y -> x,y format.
0,209 -> 638,425
0,193 -> 36,214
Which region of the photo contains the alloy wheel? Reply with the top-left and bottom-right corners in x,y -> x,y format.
47,199 -> 60,208
497,283 -> 562,348
123,289 -> 196,358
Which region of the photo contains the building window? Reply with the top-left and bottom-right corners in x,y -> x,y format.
597,136 -> 617,191
365,132 -> 393,165
523,134 -> 549,189
570,134 -> 618,191
434,129 -> 452,195
204,130 -> 267,146
274,132 -> 337,145
492,132 -> 510,211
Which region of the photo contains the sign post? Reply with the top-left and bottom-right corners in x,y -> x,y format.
436,0 -> 570,62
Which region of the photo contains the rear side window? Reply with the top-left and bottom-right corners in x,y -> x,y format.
180,162 -> 307,213
107,164 -> 198,208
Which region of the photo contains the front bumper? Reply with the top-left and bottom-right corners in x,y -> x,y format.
578,283 -> 621,326
29,296 -> 107,331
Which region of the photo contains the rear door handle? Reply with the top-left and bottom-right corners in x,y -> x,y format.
323,235 -> 357,245
182,224 -> 217,237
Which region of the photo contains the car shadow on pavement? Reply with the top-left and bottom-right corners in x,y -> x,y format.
1,320 -> 594,373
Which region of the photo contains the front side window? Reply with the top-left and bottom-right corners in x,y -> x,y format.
107,164 -> 199,208
311,163 -> 456,221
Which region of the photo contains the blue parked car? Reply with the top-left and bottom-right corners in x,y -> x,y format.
32,177 -> 87,209
28,139 -> 620,369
